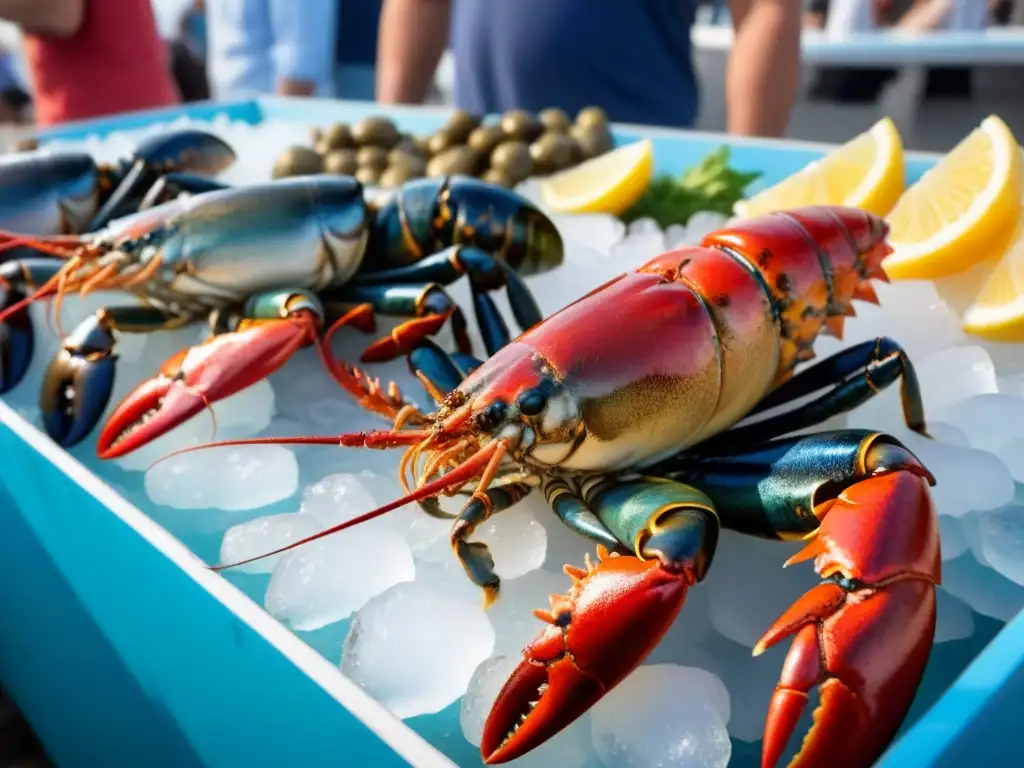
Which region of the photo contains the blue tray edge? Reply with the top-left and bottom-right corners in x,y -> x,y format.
0,399 -> 455,768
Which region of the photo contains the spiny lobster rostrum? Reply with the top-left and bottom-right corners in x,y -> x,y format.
0,174 -> 562,458
180,206 -> 941,768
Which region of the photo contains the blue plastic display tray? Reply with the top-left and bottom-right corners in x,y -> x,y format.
0,97 -> 1019,768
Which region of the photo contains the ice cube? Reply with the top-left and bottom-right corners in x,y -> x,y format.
665,224 -> 690,249
552,213 -> 626,253
683,211 -> 731,243
414,558 -> 486,606
705,531 -> 810,647
711,639 -> 789,743
888,428 -> 1015,518
341,581 -> 495,718
145,444 -> 299,511
646,585 -> 716,667
474,505 -> 547,580
934,589 -> 976,644
460,655 -> 591,768
610,231 -> 666,270
299,472 -> 383,528
525,246 -> 611,316
916,346 -> 998,412
997,438 -> 1024,482
936,393 -> 1024,455
219,513 -> 322,574
942,553 -> 1024,622
927,421 -> 970,448
939,515 -> 969,561
627,217 -> 662,236
840,280 -> 966,362
976,504 -> 1024,587
590,664 -> 731,768
487,569 -> 568,656
265,527 -> 415,632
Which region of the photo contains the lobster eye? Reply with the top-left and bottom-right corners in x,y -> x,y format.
516,389 -> 547,417
476,400 -> 507,432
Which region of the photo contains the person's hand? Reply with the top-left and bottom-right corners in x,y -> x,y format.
803,10 -> 826,27
277,78 -> 317,97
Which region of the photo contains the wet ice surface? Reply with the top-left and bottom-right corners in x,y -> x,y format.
3,117 -> 1022,767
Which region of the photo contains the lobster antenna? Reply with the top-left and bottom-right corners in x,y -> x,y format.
147,428 -> 436,472
210,439 -> 501,571
0,270 -> 65,325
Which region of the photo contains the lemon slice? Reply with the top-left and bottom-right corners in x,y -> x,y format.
883,115 -> 1022,281
539,139 -> 653,216
962,171 -> 1024,341
733,117 -> 904,218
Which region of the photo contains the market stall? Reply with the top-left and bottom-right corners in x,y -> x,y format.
0,98 -> 1021,768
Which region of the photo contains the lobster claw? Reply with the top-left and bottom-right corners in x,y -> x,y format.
0,285 -> 32,394
757,469 -> 940,768
97,314 -> 318,459
481,548 -> 691,764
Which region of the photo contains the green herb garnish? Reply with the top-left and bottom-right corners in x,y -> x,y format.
622,146 -> 762,228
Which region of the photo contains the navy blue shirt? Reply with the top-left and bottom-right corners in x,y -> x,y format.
336,0 -> 383,65
451,0 -> 699,128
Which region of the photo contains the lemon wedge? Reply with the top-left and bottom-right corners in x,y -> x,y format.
733,117 -> 904,219
539,139 -> 654,216
961,167 -> 1024,341
883,115 -> 1022,281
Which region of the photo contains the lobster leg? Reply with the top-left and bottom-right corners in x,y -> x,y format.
700,337 -> 926,451
0,257 -> 66,393
87,129 -> 235,231
450,482 -> 533,605
96,289 -> 323,459
137,173 -> 232,212
349,245 -> 544,357
659,430 -> 941,768
321,282 -> 473,363
41,304 -> 185,448
407,339 -> 486,406
483,477 -> 720,764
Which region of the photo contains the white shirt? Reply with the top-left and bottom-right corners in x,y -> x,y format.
205,0 -> 338,100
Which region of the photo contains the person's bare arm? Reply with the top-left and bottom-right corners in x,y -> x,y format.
726,0 -> 802,137
895,0 -> 954,30
0,0 -> 85,37
376,0 -> 451,104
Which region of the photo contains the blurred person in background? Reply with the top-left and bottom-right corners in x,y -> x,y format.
376,0 -> 803,137
895,0 -> 990,97
0,0 -> 179,127
335,0 -> 383,100
205,0 -> 337,99
169,0 -> 211,102
0,45 -> 29,123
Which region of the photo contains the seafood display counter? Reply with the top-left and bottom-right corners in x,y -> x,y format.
0,98 -> 1021,768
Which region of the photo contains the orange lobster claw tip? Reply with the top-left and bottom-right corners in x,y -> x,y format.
97,374 -> 208,459
481,551 -> 692,764
97,315 -> 318,459
758,471 -> 940,768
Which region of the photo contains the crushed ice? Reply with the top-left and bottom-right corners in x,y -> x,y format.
4,116 -> 1024,767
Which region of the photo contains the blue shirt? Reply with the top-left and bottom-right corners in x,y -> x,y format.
206,0 -> 338,99
336,0 -> 383,65
451,0 -> 699,128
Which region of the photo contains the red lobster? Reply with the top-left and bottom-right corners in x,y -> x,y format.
184,206 -> 941,768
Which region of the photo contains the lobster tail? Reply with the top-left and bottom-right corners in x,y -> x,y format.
701,206 -> 891,382
366,176 -> 563,276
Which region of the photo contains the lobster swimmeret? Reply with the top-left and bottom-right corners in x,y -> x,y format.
182,206 -> 941,768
